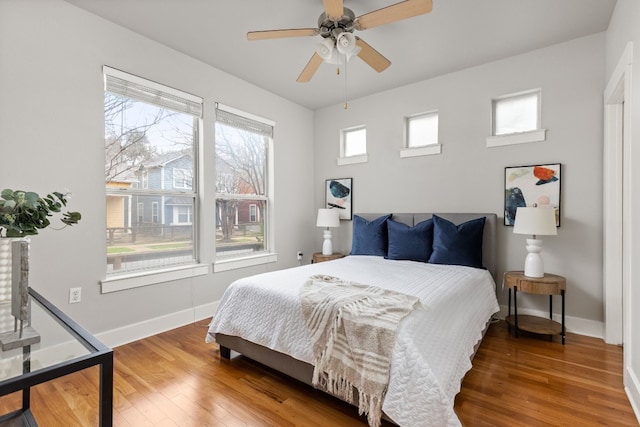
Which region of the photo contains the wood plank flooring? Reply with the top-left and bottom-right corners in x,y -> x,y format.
0,319 -> 637,426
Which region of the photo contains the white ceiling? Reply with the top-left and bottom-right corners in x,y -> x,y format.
64,0 -> 616,110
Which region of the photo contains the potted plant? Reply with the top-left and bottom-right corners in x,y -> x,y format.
0,189 -> 81,237
0,189 -> 82,348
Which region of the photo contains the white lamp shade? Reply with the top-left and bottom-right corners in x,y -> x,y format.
316,208 -> 340,228
513,207 -> 557,236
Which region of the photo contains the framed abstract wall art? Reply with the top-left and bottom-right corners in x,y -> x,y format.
325,178 -> 352,220
504,163 -> 561,226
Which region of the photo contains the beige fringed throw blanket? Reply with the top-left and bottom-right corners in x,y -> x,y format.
301,274 -> 419,427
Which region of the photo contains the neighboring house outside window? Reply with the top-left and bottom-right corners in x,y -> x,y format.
103,66 -> 202,279
214,103 -> 275,272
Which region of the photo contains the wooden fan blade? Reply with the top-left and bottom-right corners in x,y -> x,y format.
356,37 -> 391,72
323,0 -> 344,20
247,28 -> 318,41
297,53 -> 324,83
355,0 -> 432,30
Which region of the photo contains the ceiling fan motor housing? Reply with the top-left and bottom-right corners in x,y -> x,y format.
318,7 -> 356,40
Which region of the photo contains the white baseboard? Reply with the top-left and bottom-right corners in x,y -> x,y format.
96,300 -> 220,349
497,305 -> 604,339
626,366 -> 640,424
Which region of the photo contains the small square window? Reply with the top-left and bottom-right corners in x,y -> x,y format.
493,90 -> 540,136
487,89 -> 546,148
406,112 -> 438,148
343,127 -> 366,157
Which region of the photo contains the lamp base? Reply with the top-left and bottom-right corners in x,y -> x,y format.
322,229 -> 333,256
523,238 -> 545,278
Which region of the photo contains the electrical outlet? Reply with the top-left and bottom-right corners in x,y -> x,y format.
69,287 -> 81,304
297,251 -> 303,261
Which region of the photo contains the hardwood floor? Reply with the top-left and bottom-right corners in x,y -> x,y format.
0,320 -> 637,426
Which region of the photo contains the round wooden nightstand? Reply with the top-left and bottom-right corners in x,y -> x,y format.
504,271 -> 566,344
312,252 -> 345,263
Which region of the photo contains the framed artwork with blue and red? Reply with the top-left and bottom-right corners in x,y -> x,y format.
325,178 -> 352,220
504,163 -> 561,226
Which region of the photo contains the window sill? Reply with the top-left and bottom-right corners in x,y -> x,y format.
486,129 -> 546,147
101,263 -> 209,293
400,144 -> 442,158
213,252 -> 278,272
337,154 -> 368,166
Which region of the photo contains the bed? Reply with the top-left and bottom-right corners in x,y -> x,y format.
207,213 -> 500,427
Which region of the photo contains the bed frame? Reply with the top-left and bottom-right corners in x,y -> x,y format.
216,212 -> 497,406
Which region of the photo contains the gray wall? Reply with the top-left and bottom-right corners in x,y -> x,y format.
314,33 -> 606,333
605,0 -> 640,415
0,0 -> 316,335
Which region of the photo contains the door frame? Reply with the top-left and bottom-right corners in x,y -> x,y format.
603,42 -> 632,345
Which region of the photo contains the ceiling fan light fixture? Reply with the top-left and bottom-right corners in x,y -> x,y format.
316,38 -> 339,63
336,32 -> 360,58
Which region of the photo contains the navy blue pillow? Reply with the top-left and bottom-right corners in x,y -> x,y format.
428,215 -> 486,269
386,218 -> 434,262
350,214 -> 392,256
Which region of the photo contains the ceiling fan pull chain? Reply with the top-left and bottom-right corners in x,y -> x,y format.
344,55 -> 348,109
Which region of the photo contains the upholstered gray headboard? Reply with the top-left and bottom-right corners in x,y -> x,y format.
356,213 -> 497,280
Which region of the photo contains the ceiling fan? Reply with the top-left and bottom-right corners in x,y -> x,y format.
247,0 -> 433,83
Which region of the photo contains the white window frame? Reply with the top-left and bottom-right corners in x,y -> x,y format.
338,126 -> 368,166
172,205 -> 192,225
173,168 -> 193,189
486,89 -> 546,147
101,66 -> 207,293
249,204 -> 258,223
137,202 -> 144,223
213,103 -> 277,272
401,111 -> 441,158
151,202 -> 159,223
141,170 -> 149,189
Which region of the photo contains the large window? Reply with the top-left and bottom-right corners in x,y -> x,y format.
214,104 -> 273,264
103,66 -> 202,276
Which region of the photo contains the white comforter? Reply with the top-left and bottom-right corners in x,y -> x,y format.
207,256 -> 499,426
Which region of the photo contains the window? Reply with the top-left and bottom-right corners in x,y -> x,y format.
487,89 -> 546,147
152,202 -> 159,223
103,66 -> 202,277
173,168 -> 192,189
173,205 -> 192,225
338,126 -> 368,165
214,103 -> 275,270
401,111 -> 441,158
141,170 -> 149,189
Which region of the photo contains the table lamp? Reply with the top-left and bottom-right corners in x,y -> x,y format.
513,206 -> 557,278
316,208 -> 340,255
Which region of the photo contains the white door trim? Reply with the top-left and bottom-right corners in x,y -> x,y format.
603,42 -> 633,345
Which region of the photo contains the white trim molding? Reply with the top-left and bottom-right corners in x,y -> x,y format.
486,129 -> 546,147
400,144 -> 442,158
603,41 -> 633,345
100,263 -> 209,293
